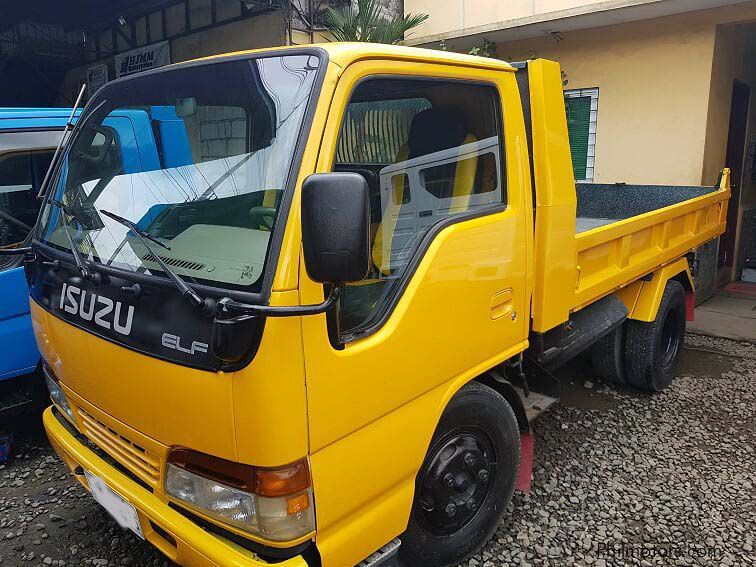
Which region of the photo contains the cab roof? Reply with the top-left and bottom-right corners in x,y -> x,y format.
189,42 -> 515,73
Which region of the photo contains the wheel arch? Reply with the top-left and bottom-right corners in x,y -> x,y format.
475,374 -> 530,433
624,257 -> 693,323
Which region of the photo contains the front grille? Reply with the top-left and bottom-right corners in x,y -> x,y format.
77,409 -> 160,489
52,407 -> 153,492
142,253 -> 205,272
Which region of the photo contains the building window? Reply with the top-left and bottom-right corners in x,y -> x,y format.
564,88 -> 598,182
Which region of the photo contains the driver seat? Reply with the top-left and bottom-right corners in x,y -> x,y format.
372,107 -> 478,274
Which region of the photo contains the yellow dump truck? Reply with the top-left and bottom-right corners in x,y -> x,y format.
24,44 -> 729,567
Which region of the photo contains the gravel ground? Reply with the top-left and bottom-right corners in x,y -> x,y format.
469,334 -> 756,567
0,334 -> 754,567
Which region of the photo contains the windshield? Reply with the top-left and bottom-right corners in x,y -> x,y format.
37,54 -> 320,292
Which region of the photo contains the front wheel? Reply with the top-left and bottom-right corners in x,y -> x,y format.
399,382 -> 521,567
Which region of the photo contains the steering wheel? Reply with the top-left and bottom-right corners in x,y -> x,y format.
249,206 -> 277,230
76,124 -> 115,165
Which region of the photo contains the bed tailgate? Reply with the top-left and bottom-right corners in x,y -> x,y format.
571,169 -> 731,312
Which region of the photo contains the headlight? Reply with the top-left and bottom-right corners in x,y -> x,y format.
165,451 -> 315,542
43,367 -> 75,422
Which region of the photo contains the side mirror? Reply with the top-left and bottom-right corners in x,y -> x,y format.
301,173 -> 370,284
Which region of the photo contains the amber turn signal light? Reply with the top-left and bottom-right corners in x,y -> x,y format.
254,459 -> 311,497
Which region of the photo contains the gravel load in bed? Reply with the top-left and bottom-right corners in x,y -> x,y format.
0,334 -> 753,567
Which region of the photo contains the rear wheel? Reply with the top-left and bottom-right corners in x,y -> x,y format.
624,280 -> 686,391
399,382 -> 520,567
591,324 -> 626,385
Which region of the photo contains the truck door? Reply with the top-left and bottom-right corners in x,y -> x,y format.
0,131 -> 60,379
298,61 -> 531,565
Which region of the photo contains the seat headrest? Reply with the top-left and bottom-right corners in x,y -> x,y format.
407,108 -> 467,160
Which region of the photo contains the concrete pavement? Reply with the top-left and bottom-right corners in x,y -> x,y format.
688,283 -> 756,342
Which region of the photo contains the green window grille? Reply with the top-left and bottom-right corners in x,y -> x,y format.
564,88 -> 598,181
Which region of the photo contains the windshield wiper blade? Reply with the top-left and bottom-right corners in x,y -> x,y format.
100,208 -> 206,310
50,199 -> 95,281
99,209 -> 170,251
51,199 -> 92,230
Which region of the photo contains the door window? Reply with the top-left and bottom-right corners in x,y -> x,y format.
332,77 -> 505,337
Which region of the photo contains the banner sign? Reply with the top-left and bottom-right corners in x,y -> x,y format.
86,64 -> 109,93
114,41 -> 170,78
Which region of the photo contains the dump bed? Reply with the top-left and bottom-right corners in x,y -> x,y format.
516,59 -> 731,333
572,174 -> 730,312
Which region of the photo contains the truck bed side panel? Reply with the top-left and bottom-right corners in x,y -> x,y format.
572,179 -> 729,311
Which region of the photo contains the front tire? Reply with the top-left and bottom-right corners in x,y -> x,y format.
399,382 -> 520,567
624,280 -> 686,391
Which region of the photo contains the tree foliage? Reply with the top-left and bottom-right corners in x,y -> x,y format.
324,0 -> 429,44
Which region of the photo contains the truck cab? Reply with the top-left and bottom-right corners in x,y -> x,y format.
32,45 -> 728,567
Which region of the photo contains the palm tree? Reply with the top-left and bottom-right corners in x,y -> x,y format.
324,0 -> 429,45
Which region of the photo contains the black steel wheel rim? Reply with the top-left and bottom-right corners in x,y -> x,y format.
661,308 -> 681,366
416,427 -> 497,536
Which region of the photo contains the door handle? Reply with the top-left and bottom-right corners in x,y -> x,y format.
490,288 -> 514,320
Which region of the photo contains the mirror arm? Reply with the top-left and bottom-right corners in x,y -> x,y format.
218,285 -> 342,318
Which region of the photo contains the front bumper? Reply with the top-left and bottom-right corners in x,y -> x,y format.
43,406 -> 309,567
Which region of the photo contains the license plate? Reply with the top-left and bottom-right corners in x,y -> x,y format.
84,470 -> 144,539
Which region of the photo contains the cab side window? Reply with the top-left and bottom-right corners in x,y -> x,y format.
0,149 -> 55,260
332,77 -> 505,338
71,126 -> 122,186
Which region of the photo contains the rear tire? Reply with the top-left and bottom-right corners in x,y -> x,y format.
624,281 -> 686,392
591,324 -> 626,385
399,382 -> 520,567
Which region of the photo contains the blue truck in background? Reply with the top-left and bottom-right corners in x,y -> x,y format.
0,105 -> 192,419
0,108 -> 71,416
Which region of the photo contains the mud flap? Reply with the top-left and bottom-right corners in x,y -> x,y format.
515,432 -> 534,492
686,292 -> 695,321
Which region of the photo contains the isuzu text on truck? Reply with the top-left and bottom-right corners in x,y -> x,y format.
23,45 -> 729,567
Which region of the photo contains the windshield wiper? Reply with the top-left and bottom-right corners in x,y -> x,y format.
100,209 -> 170,251
52,199 -> 92,230
99,209 -> 209,311
50,199 -> 97,281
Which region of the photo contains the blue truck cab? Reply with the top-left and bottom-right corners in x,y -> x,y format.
0,106 -> 191,416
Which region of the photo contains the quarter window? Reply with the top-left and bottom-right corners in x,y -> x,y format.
332,77 -> 505,337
